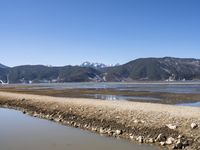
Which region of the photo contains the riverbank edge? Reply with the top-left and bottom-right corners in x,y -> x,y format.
0,91 -> 199,150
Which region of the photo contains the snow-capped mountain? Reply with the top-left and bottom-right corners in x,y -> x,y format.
80,62 -> 107,69
80,61 -> 120,69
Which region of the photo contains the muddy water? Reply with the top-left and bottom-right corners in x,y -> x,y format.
0,108 -> 160,150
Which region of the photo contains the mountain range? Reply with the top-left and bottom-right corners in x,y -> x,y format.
1,57 -> 200,83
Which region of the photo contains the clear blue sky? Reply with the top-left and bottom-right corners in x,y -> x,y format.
0,0 -> 200,67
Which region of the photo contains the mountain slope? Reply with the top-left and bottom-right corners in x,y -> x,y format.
58,66 -> 101,82
104,57 -> 200,81
8,65 -> 102,83
0,63 -> 8,69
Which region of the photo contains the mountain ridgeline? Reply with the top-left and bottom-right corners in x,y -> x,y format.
8,65 -> 101,83
1,57 -> 200,83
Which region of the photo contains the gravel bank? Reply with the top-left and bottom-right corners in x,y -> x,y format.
0,91 -> 200,149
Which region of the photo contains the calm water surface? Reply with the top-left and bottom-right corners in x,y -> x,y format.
0,108 -> 160,150
86,94 -> 161,101
6,82 -> 200,107
177,102 -> 200,107
16,82 -> 200,94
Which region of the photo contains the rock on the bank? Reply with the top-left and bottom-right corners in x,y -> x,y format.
160,141 -> 166,146
129,135 -> 134,140
148,138 -> 155,143
115,129 -> 122,135
191,123 -> 198,129
173,139 -> 183,149
136,136 -> 144,143
166,137 -> 175,145
156,134 -> 166,142
100,127 -> 105,134
166,124 -> 177,130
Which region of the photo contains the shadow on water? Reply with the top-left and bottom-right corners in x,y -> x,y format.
0,108 -> 160,150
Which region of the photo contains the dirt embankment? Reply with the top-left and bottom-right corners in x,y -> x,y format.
0,91 -> 200,150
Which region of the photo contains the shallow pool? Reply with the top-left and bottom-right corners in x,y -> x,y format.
0,108 -> 160,150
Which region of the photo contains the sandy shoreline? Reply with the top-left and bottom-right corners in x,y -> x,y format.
0,91 -> 200,149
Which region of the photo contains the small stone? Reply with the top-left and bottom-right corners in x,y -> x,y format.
148,138 -> 155,143
182,140 -> 189,148
156,134 -> 166,142
160,141 -> 166,146
54,118 -> 61,122
58,115 -> 62,119
134,120 -> 145,124
74,124 -> 79,128
191,123 -> 198,129
178,135 -> 183,139
33,112 -> 38,117
106,128 -> 113,135
92,127 -> 97,131
172,139 -> 183,149
136,136 -> 144,143
166,137 -> 175,145
140,120 -> 145,123
115,129 -> 122,135
166,124 -> 177,130
130,135 -> 134,140
100,127 -> 105,134
175,139 -> 183,149
172,145 -> 176,149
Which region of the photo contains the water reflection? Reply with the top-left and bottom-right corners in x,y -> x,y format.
0,108 -> 160,150
87,94 -> 160,101
177,102 -> 200,107
10,82 -> 200,94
